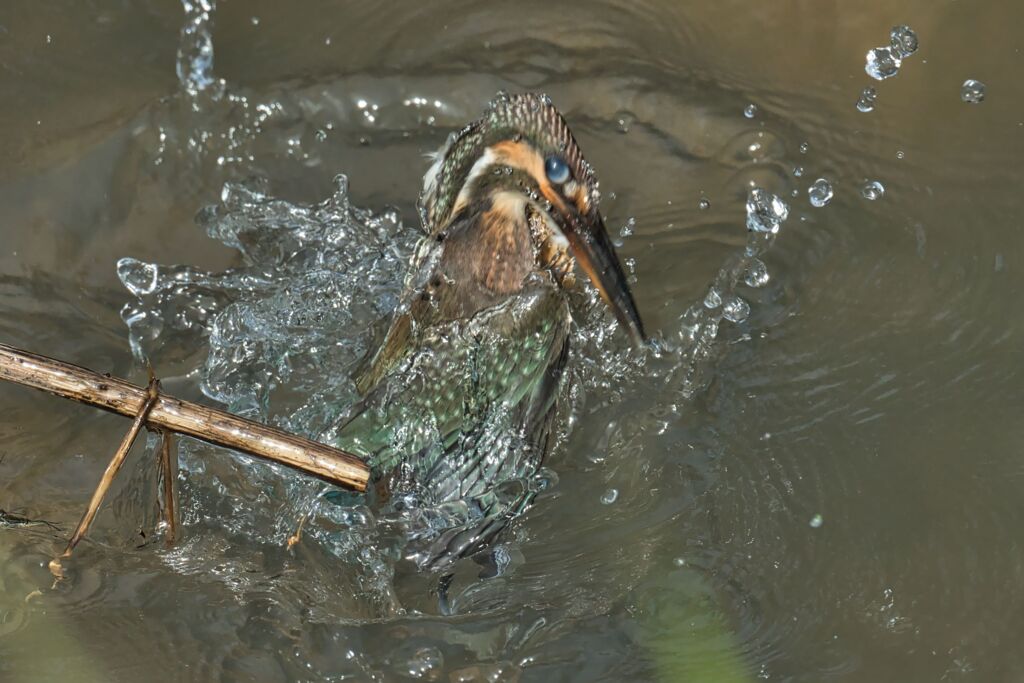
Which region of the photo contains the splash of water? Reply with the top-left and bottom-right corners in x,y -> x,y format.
176,0 -> 222,98
860,25 -> 920,114
120,175 -> 412,419
671,187 -> 789,398
115,0 -> 796,611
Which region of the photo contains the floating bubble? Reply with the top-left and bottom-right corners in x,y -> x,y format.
896,150 -> 905,160
809,514 -> 824,528
856,86 -> 878,113
865,46 -> 901,80
961,79 -> 986,104
698,197 -> 711,210
793,166 -> 804,178
861,180 -> 885,200
799,142 -> 809,154
601,488 -> 619,505
808,178 -> 834,208
744,103 -> 758,118
745,188 -> 789,234
616,112 -> 634,133
743,259 -> 770,288
722,297 -> 750,323
889,25 -> 919,57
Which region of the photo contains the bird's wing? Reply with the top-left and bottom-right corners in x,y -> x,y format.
331,282 -> 570,502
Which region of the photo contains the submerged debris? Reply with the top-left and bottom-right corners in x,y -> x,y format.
0,508 -> 61,531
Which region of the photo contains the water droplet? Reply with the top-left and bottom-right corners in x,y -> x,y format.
722,297 -> 750,323
745,188 -> 790,234
799,142 -> 810,154
619,217 -> 635,238
861,180 -> 885,200
856,86 -> 878,113
809,514 -> 824,528
744,259 -> 770,288
890,25 -> 919,58
703,288 -> 722,309
601,488 -> 619,505
698,197 -> 711,210
117,258 -> 159,296
961,79 -> 986,104
793,166 -> 804,178
808,178 -> 834,207
744,103 -> 758,119
865,46 -> 901,80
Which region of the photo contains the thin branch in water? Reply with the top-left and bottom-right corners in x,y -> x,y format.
286,513 -> 309,549
0,342 -> 372,573
157,430 -> 179,546
0,509 -> 61,531
0,343 -> 369,490
50,376 -> 160,577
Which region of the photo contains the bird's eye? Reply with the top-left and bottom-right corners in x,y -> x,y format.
544,155 -> 571,184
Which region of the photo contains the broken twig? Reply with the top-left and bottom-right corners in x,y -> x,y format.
0,343 -> 369,491
157,430 -> 179,545
50,377 -> 161,575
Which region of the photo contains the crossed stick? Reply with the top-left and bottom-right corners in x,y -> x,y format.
0,343 -> 370,576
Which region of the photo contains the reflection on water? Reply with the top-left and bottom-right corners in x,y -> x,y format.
2,0 -> 1024,680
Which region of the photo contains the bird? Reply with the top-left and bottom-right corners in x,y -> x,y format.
324,91 -> 644,577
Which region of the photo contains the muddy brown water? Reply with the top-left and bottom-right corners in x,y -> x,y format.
1,1 -> 1023,681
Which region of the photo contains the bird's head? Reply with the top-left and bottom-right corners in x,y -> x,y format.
420,92 -> 645,345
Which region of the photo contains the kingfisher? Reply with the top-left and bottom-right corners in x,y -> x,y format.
326,92 -> 644,573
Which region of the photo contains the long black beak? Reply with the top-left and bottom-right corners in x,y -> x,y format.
562,209 -> 646,346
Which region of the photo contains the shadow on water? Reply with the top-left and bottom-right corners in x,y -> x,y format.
1,0 -> 1023,681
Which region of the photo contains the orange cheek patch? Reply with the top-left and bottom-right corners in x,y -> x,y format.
487,140 -> 568,215
491,140 -> 543,177
484,140 -> 573,215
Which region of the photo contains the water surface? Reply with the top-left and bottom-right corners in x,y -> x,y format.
1,1 -> 1023,680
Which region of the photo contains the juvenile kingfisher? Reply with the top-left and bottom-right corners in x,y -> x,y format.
327,92 -> 644,572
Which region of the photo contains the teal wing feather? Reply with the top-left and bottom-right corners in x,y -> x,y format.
331,281 -> 570,505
